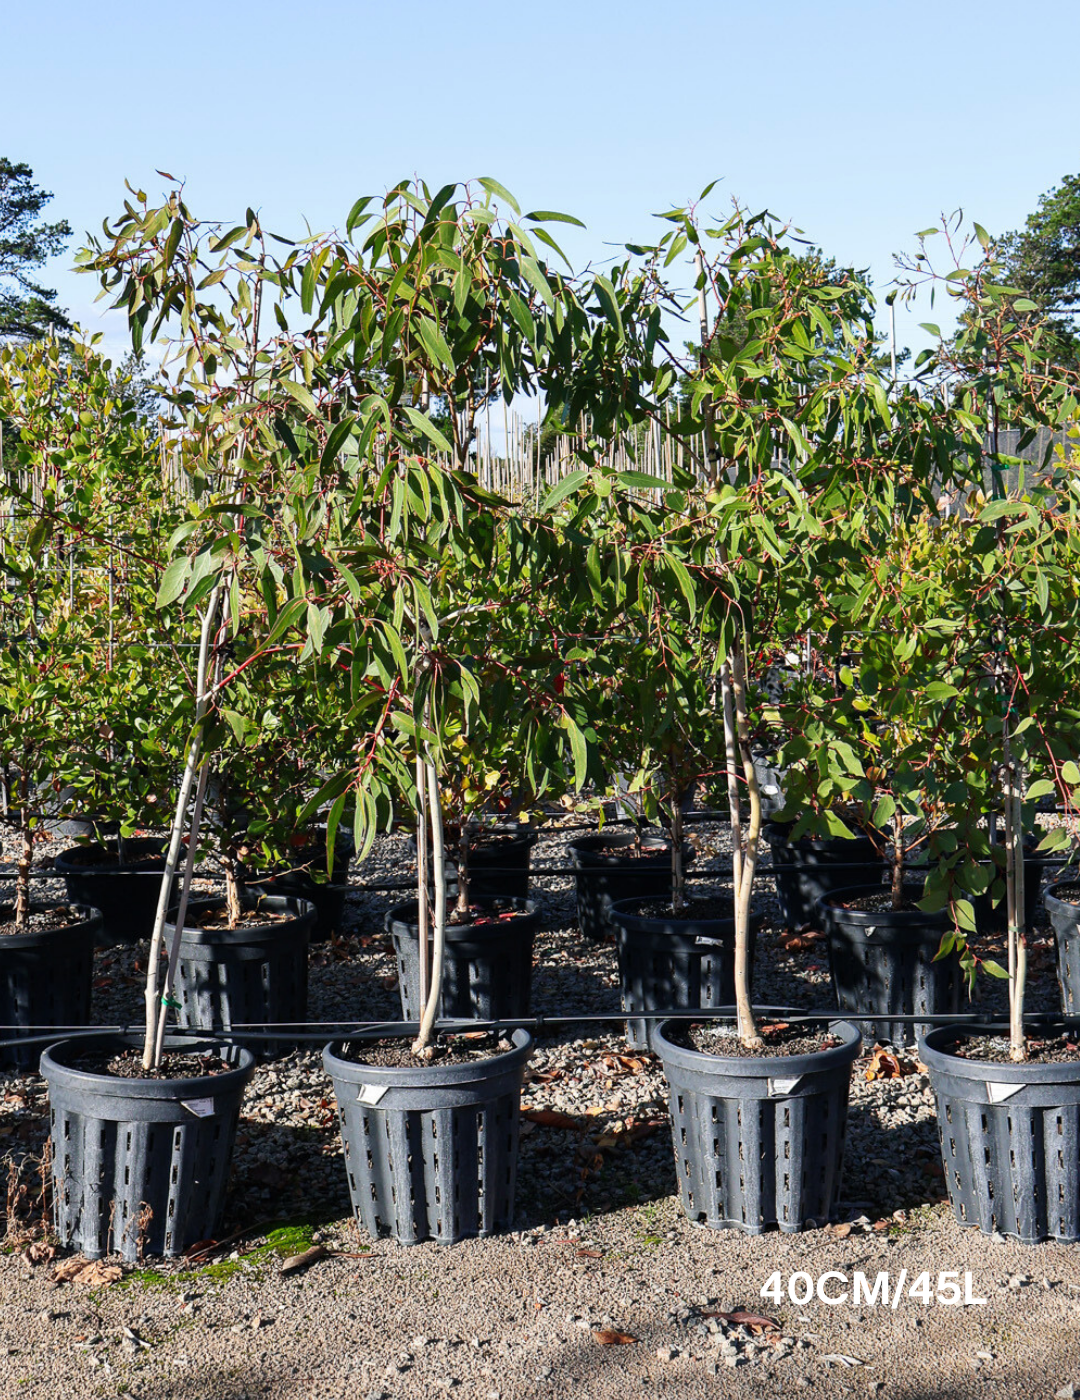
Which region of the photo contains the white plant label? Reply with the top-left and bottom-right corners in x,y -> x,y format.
181,1098 -> 215,1117
986,1082 -> 1024,1104
358,1084 -> 389,1106
769,1076 -> 803,1097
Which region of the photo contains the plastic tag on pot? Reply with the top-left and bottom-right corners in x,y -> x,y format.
357,1083 -> 389,1106
181,1098 -> 215,1117
768,1076 -> 804,1097
986,1082 -> 1025,1104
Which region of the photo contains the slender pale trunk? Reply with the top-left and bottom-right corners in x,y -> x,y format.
720,661 -> 744,895
729,644 -> 762,1048
413,761 -> 447,1056
14,766 -> 31,930
153,759 -> 210,1062
142,587 -> 221,1070
670,796 -> 685,916
222,855 -> 243,929
891,820 -> 905,910
415,751 -> 431,1014
1005,747 -> 1027,1062
455,822 -> 471,917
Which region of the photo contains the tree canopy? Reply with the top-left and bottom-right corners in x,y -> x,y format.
0,158 -> 71,340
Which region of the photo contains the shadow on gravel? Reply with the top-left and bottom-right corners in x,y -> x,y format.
224,1118 -> 350,1234
842,1100 -> 943,1216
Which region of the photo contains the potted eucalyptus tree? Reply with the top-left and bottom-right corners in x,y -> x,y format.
633,198 -> 900,1232
892,226 -> 1080,1243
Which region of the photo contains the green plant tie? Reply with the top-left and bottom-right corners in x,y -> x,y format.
160,993 -> 182,1010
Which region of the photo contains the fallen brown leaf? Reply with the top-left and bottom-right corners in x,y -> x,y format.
576,1248 -> 604,1259
52,1256 -> 122,1287
20,1241 -> 55,1267
760,1023 -> 790,1036
826,1222 -> 853,1239
279,1245 -> 329,1276
521,1109 -> 582,1131
593,1329 -> 636,1346
701,1310 -> 779,1334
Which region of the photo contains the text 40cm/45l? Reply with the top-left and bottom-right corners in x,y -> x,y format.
761,1271 -> 988,1308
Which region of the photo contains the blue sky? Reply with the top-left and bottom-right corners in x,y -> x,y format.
6,0 -> 1079,368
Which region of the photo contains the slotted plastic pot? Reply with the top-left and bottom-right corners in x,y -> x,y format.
1042,881 -> 1080,1015
0,903 -> 100,1070
323,1027 -> 533,1245
819,885 -> 962,1047
608,895 -> 757,1051
653,1014 -> 861,1234
55,838 -> 170,946
568,832 -> 694,942
169,895 -> 315,1056
389,899 -> 538,1022
764,821 -> 885,931
451,827 -> 538,902
41,1034 -> 254,1262
920,1025 -> 1080,1244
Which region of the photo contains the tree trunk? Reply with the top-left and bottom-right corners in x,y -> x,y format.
891,820 -> 904,911
670,799 -> 685,916
223,854 -> 242,930
14,768 -> 31,931
455,821 -> 471,917
413,761 -> 447,1057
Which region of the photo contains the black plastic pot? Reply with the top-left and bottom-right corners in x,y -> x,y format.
450,827 -> 538,902
389,899 -> 538,1022
921,1024 -> 1080,1244
820,885 -> 962,1047
609,896 -> 757,1051
169,895 -> 315,1056
0,903 -> 100,1070
568,832 -> 694,942
764,820 -> 885,931
653,1014 -> 861,1234
969,848 -> 1042,936
323,1027 -> 533,1244
41,1034 -> 254,1262
1044,880 -> 1080,1016
55,838 -> 170,946
244,871 -> 348,943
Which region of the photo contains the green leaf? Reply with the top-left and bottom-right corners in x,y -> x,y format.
541,470 -> 590,512
156,556 -> 190,607
414,316 -> 455,372
973,222 -> 992,250
615,470 -> 675,492
1063,760 -> 1080,787
524,209 -> 586,228
981,958 -> 1009,979
478,177 -> 520,214
320,415 -> 357,475
402,405 -> 454,456
564,714 -> 589,789
952,897 -> 977,933
306,602 -> 327,654
593,275 -> 624,342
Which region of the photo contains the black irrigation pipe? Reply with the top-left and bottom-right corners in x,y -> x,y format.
1,1009 -> 1078,1054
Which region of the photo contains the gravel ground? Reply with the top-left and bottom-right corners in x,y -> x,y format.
0,818 -> 1078,1398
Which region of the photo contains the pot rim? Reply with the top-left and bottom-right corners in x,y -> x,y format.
323,1024 -> 533,1084
166,893 -> 316,941
0,901 -> 103,945
40,1033 -> 256,1096
919,1024 -> 1080,1082
819,883 -> 952,929
653,1009 -> 861,1079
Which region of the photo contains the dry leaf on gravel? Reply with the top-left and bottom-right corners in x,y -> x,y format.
521,1109 -> 582,1131
279,1245 -> 329,1276
865,1045 -> 916,1081
576,1249 -> 604,1259
19,1242 -> 55,1267
593,1330 -> 637,1346
51,1256 -> 123,1287
701,1310 -> 779,1334
820,1353 -> 865,1366
825,1222 -> 853,1239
